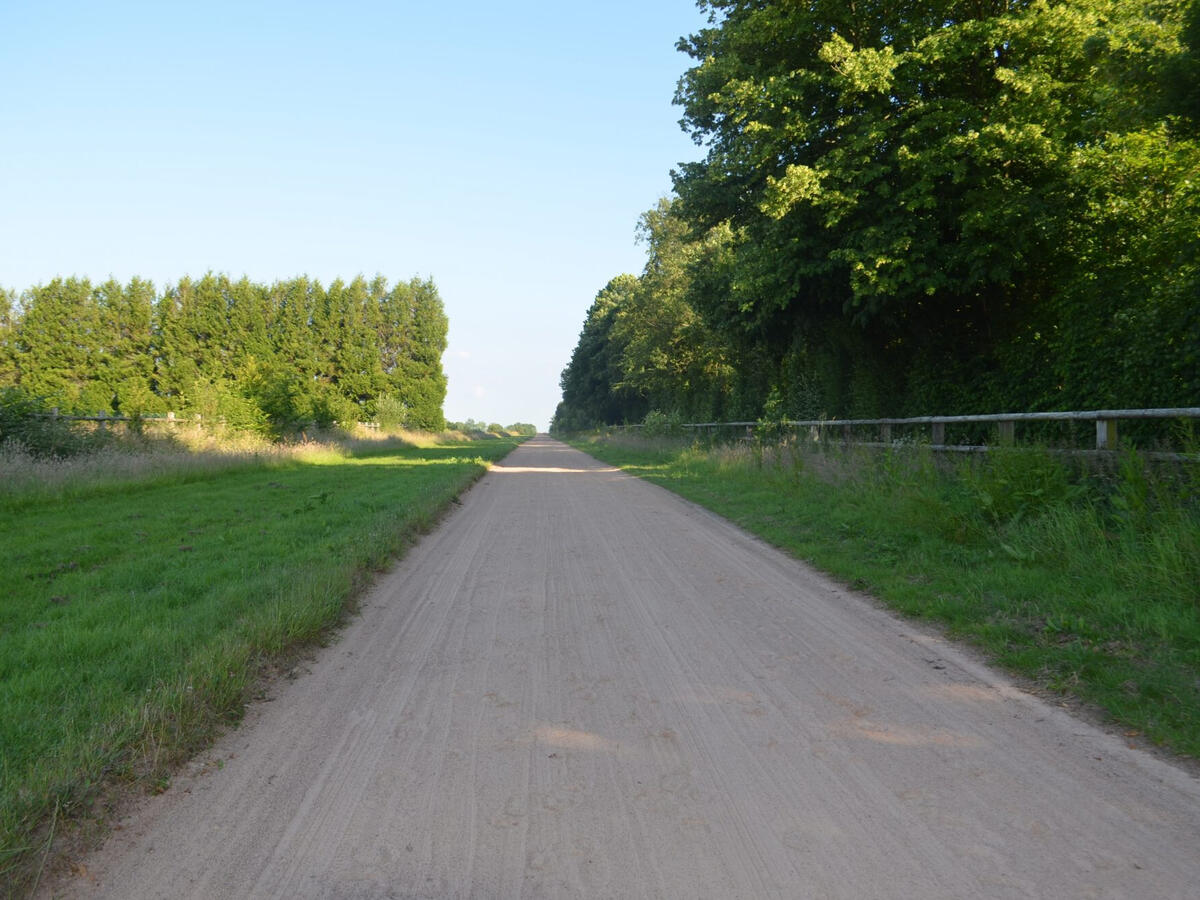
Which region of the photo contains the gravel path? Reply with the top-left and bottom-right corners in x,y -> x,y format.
48,436 -> 1200,898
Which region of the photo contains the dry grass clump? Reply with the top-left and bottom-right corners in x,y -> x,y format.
689,435 -> 908,488
0,424 -> 455,504
0,441 -> 259,499
341,425 -> 442,450
586,430 -> 688,454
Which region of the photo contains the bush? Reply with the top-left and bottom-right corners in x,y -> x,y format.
310,390 -> 360,432
755,388 -> 788,444
641,409 -> 684,438
0,387 -> 41,444
0,387 -> 106,458
372,394 -> 409,429
185,380 -> 271,435
964,446 -> 1081,525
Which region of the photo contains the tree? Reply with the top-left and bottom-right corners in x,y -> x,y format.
1164,0 -> 1200,128
671,0 -> 1198,414
0,288 -> 17,389
0,272 -> 452,434
256,277 -> 322,428
321,276 -> 386,411
611,199 -> 736,419
226,276 -> 274,381
93,278 -> 158,415
384,278 -> 448,431
156,273 -> 236,404
554,274 -> 644,432
14,278 -> 102,411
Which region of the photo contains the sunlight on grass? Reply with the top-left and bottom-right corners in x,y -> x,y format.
0,425 -> 468,507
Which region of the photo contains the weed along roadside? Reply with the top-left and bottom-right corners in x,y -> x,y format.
570,433 -> 1200,761
0,434 -> 525,894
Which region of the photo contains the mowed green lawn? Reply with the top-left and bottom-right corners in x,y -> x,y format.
0,437 -> 521,885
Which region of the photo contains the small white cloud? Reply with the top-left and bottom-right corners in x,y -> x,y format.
472,385 -> 486,399
455,349 -> 471,359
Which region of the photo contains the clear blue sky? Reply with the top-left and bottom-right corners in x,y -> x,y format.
0,0 -> 710,430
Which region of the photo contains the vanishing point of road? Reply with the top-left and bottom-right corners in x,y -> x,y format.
51,437 -> 1200,898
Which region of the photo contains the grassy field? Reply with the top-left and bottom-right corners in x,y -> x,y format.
572,434 -> 1200,759
0,433 -> 523,891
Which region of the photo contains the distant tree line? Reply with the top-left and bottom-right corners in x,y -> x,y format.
448,419 -> 538,436
0,273 -> 448,434
554,0 -> 1200,432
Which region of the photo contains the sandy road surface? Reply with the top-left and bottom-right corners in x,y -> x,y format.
49,436 -> 1200,898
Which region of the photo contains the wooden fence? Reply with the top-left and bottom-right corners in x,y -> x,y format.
621,407 -> 1200,455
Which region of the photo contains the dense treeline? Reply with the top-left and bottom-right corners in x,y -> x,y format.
554,0 -> 1200,432
448,420 -> 538,436
0,273 -> 448,434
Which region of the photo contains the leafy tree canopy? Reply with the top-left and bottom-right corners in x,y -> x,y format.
557,0 -> 1198,428
0,274 -> 451,435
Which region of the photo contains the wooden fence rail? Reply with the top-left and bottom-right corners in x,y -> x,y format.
621,407 -> 1200,453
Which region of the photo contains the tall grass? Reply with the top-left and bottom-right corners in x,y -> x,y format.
576,434 -> 1200,758
0,425 -> 447,508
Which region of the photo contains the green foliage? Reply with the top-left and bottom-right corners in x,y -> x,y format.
612,201 -> 737,418
447,418 -> 490,434
381,279 -> 448,432
0,387 -> 110,459
640,409 -> 685,438
678,0 -> 1199,414
309,386 -> 361,432
964,447 -> 1081,525
553,200 -> 743,433
185,380 -> 272,435
755,388 -> 788,444
553,274 -> 647,432
371,394 -> 410,429
558,0 -> 1200,426
1165,0 -> 1200,128
12,278 -> 126,413
3,274 -> 450,437
0,386 -> 44,444
0,288 -> 16,388
506,422 -> 537,436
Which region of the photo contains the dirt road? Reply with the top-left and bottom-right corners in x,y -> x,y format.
50,436 -> 1200,898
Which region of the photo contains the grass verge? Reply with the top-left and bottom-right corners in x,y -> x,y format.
0,435 -> 524,894
571,434 -> 1200,759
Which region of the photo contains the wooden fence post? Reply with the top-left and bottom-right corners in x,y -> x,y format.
931,422 -> 945,445
1096,419 -> 1118,450
998,420 -> 1015,446
880,423 -> 892,444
